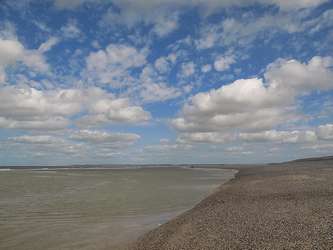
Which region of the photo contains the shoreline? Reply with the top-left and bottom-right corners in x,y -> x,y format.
130,159 -> 333,249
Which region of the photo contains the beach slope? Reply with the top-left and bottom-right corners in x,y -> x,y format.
131,159 -> 333,249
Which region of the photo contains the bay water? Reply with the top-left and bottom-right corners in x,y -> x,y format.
0,167 -> 236,250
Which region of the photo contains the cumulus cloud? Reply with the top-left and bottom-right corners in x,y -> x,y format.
180,62 -> 195,77
85,43 -> 147,88
0,36 -> 58,82
5,129 -> 141,159
265,56 -> 333,93
177,132 -> 233,144
6,134 -> 86,156
21,51 -> 50,73
214,55 -> 235,72
144,141 -> 192,152
154,57 -> 171,74
0,39 -> 23,66
139,82 -> 181,103
154,53 -> 177,74
317,124 -> 333,140
0,39 -> 24,82
239,130 -> 318,143
70,130 -> 140,145
171,78 -> 293,132
153,13 -> 179,37
202,64 -> 212,73
172,56 -> 333,143
176,126 -> 333,146
11,135 -> 65,144
0,117 -> 70,131
195,30 -> 219,50
0,86 -> 150,130
136,64 -> 181,103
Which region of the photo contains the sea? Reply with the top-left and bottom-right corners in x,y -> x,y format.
0,166 -> 236,250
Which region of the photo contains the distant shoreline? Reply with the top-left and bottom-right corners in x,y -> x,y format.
2,155 -> 332,170
131,156 -> 333,250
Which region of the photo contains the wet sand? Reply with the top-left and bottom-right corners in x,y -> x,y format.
131,158 -> 333,249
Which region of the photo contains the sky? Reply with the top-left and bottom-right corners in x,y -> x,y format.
0,0 -> 332,165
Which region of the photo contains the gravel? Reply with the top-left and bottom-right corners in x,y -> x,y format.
130,159 -> 333,250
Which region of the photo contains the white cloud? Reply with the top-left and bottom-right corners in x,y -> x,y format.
177,132 -> 233,144
171,78 -> 293,132
144,141 -> 192,152
21,51 -> 50,73
139,82 -> 181,103
6,134 -> 86,157
0,117 -> 70,131
54,0 -> 96,9
214,55 -> 235,71
268,0 -> 328,10
153,14 -> 179,37
98,0 -> 328,39
202,64 -> 212,73
110,0 -> 329,18
11,135 -> 65,144
160,138 -> 170,144
172,56 -> 333,143
76,90 -> 151,126
154,57 -> 170,74
54,0 -> 328,11
239,130 -> 318,143
195,25 -> 220,50
0,39 -> 24,82
0,36 -> 58,81
0,86 -> 151,130
305,9 -> 333,34
136,64 -> 181,103
85,43 -> 147,87
71,129 -> 140,144
60,19 -> 82,39
196,8 -> 333,51
265,56 -> 333,93
317,124 -> 333,140
38,37 -> 59,53
20,37 -> 59,73
154,53 -> 177,74
0,39 -> 24,66
180,62 -> 195,77
5,129 -> 141,160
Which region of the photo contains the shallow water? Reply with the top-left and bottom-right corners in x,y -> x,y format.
0,167 -> 236,250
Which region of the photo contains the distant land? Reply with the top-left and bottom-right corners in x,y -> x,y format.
1,155 -> 332,169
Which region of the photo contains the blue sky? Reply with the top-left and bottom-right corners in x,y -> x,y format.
0,0 -> 333,165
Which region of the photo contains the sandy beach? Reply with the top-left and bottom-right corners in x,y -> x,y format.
131,157 -> 333,249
